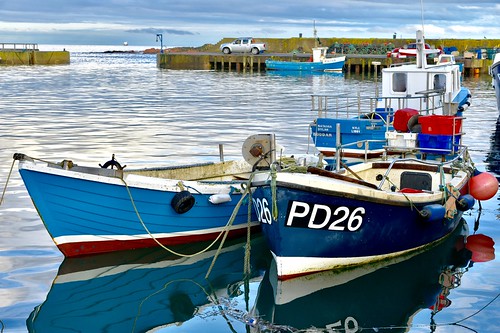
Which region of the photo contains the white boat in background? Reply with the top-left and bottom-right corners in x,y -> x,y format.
387,42 -> 442,58
311,31 -> 471,167
489,52 -> 500,112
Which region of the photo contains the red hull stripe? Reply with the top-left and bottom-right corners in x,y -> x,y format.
57,227 -> 259,257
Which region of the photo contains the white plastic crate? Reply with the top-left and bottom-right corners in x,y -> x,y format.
385,131 -> 418,148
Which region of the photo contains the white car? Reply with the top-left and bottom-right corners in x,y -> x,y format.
220,37 -> 266,55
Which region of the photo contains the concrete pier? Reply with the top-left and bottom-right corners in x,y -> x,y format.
0,43 -> 70,65
157,52 -> 494,76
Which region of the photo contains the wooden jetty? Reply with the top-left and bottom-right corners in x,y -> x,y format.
0,43 -> 69,65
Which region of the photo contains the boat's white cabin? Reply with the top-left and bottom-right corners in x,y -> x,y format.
312,47 -> 328,62
380,31 -> 464,115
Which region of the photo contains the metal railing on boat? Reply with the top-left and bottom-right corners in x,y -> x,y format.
311,90 -> 446,120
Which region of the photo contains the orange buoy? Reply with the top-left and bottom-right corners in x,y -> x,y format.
469,172 -> 499,201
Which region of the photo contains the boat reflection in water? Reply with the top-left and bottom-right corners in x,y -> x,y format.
486,116 -> 500,178
27,236 -> 270,333
251,219 -> 495,332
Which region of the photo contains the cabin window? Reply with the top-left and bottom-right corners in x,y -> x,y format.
392,73 -> 407,92
433,74 -> 446,91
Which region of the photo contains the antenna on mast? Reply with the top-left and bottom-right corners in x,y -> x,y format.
420,0 -> 425,35
313,20 -> 318,47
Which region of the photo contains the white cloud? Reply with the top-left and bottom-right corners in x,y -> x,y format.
0,0 -> 498,46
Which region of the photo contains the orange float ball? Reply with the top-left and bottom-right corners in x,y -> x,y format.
469,172 -> 499,201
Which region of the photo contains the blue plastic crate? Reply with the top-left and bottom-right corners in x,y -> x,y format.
418,134 -> 461,154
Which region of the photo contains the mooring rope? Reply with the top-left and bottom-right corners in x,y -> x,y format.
243,176 -> 254,276
382,175 -> 423,214
121,177 -> 236,258
0,159 -> 16,206
206,173 -> 255,279
132,278 -> 211,333
270,164 -> 278,221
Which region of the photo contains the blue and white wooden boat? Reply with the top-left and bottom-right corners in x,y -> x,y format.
250,219 -> 480,331
311,30 -> 471,166
14,153 -> 258,257
250,144 -> 481,279
27,236 -> 270,332
265,47 -> 345,72
489,52 -> 500,112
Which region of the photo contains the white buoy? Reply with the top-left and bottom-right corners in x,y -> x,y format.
209,194 -> 232,204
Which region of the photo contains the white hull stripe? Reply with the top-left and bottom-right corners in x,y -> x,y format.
272,236 -> 445,279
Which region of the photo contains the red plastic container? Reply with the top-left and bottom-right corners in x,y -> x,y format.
393,108 -> 419,132
418,115 -> 462,135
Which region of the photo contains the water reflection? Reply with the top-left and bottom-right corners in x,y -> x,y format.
27,237 -> 270,333
486,116 -> 500,179
251,219 -> 494,332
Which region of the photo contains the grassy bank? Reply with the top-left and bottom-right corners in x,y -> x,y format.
189,37 -> 500,56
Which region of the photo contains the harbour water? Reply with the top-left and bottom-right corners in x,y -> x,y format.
0,51 -> 498,332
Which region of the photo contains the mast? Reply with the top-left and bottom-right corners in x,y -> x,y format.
416,30 -> 426,69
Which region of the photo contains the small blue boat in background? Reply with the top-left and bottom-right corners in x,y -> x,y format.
265,47 -> 346,72
15,153 -> 258,257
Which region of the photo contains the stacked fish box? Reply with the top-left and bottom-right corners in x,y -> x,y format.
385,108 -> 419,149
417,115 -> 462,154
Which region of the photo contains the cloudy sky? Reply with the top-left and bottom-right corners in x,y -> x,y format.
0,1 -> 499,48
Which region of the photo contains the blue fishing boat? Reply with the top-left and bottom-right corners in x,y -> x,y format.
310,32 -> 471,166
27,237 -> 271,332
265,47 -> 345,72
490,52 -> 500,112
14,153 -> 258,257
247,31 -> 498,280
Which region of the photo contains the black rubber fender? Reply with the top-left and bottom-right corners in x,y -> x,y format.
407,114 -> 420,132
171,190 -> 195,214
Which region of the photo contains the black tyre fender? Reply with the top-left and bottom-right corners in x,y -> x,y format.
407,114 -> 420,132
251,47 -> 259,55
222,47 -> 231,54
171,190 -> 195,214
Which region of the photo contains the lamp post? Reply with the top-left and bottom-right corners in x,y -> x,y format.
156,34 -> 163,54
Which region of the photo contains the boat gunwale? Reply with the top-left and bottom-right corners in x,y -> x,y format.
251,160 -> 469,206
18,157 -> 252,193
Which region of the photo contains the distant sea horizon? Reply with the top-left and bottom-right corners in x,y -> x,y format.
37,44 -> 176,53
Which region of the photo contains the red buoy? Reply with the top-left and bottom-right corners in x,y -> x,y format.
469,172 -> 499,201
